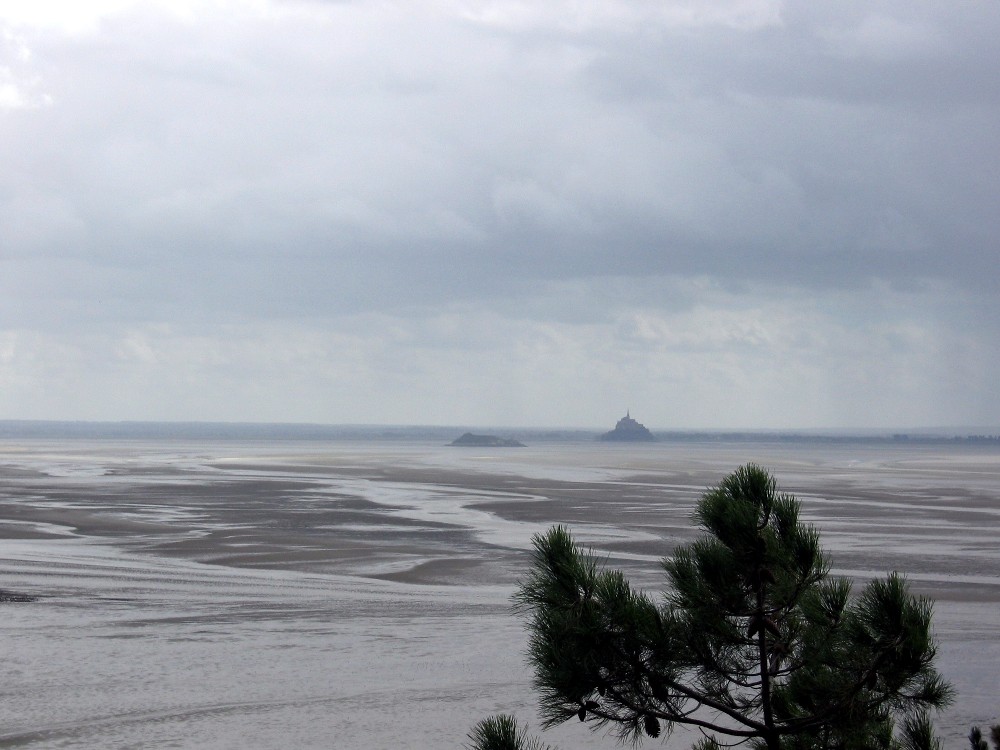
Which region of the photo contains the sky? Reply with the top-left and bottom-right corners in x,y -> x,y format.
1,0 -> 998,430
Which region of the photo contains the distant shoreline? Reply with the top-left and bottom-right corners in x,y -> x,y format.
1,419 -> 999,445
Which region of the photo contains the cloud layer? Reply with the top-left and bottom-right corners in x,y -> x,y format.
2,0 -> 998,428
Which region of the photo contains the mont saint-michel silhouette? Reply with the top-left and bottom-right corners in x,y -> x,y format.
598,411 -> 656,442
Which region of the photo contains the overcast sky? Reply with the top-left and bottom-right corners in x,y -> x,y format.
1,0 -> 998,429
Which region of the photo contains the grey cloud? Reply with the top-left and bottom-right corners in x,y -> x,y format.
2,1 -> 999,425
8,3 -> 995,302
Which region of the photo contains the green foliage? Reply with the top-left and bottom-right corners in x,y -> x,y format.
469,464 -> 953,750
898,713 -> 943,750
466,715 -> 553,750
969,723 -> 1000,750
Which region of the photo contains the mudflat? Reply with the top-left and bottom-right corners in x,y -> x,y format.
1,438 -> 998,747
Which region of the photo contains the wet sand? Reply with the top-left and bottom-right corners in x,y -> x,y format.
1,438 -> 998,747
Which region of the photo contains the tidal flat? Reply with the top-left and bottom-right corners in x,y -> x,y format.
1,438 -> 998,748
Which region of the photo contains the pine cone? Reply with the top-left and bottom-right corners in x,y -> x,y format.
644,714 -> 661,738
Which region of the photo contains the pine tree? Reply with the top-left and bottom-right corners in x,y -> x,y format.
969,723 -> 1000,750
469,464 -> 952,750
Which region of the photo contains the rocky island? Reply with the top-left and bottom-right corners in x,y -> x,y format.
598,411 -> 656,442
448,432 -> 526,448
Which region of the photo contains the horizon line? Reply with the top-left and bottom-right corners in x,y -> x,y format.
2,418 -> 999,438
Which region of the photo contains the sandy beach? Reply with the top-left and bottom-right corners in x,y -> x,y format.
1,438 -> 998,748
